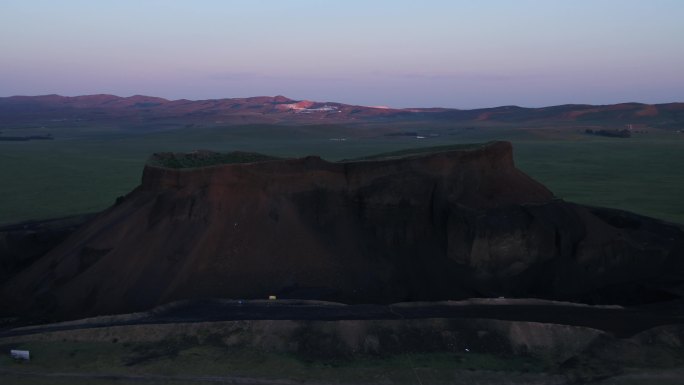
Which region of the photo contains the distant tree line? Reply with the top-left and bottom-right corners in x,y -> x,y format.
585,129 -> 631,138
0,133 -> 53,141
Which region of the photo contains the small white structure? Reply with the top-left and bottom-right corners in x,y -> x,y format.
10,349 -> 30,361
268,295 -> 277,300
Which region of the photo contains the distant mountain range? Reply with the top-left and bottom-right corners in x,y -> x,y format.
1,94 -> 683,128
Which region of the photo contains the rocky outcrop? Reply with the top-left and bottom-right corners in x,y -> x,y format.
1,141 -> 683,320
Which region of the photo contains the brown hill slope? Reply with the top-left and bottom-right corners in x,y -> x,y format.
1,94 -> 683,128
1,142 -> 683,321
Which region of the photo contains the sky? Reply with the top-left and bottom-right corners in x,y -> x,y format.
1,0 -> 683,108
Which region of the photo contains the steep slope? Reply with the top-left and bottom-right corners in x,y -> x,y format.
0,214 -> 94,283
1,142 -> 683,321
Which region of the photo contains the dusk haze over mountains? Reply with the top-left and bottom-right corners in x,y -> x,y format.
1,1 -> 683,108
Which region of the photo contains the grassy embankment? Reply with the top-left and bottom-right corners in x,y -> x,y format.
3,321 -> 684,385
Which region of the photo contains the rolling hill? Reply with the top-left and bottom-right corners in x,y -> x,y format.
1,94 -> 683,129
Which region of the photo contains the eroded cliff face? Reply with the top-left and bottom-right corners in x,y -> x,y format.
2,142 -> 683,320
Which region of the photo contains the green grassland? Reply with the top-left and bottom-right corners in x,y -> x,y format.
0,338 -> 559,385
2,334 -> 683,385
1,122 -> 683,225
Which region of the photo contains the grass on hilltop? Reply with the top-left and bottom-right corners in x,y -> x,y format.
147,150 -> 282,169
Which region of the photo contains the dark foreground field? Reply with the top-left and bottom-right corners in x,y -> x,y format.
2,299 -> 684,385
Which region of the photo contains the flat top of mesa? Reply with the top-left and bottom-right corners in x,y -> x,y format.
146,141 -> 497,169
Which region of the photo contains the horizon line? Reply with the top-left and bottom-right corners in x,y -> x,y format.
2,93 -> 683,111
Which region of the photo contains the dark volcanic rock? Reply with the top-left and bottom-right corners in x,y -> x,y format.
1,141 -> 683,320
0,214 -> 94,284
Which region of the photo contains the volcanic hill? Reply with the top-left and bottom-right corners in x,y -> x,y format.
1,141 -> 683,321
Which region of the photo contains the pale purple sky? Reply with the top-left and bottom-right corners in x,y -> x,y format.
1,0 -> 683,108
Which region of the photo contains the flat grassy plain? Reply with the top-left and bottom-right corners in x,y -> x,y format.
1,122 -> 683,225
2,328 -> 683,385
0,338 -> 564,385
